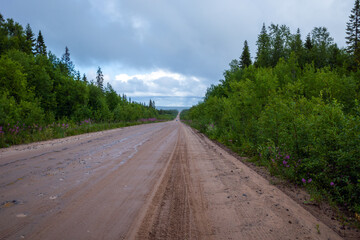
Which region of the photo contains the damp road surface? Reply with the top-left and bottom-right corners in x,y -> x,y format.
0,116 -> 342,239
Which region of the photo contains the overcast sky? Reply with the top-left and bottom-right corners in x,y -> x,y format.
1,0 -> 354,106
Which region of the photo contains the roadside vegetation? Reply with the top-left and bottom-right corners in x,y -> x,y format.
0,13 -> 177,148
181,1 -> 360,218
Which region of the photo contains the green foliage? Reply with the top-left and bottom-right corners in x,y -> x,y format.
0,55 -> 29,102
346,0 -> 360,68
290,29 -> 304,62
255,23 -> 271,67
0,14 -> 171,148
25,24 -> 35,55
253,23 -> 345,70
346,0 -> 360,55
96,66 -> 104,90
105,83 -> 119,112
183,45 -> 360,214
35,31 -> 46,55
240,40 -> 252,68
0,91 -> 44,126
157,109 -> 178,120
60,46 -> 75,76
268,24 -> 291,66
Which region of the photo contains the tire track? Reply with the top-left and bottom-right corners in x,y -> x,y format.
135,124 -> 213,239
0,118 -> 345,240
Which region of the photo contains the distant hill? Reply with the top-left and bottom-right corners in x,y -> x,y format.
156,106 -> 190,112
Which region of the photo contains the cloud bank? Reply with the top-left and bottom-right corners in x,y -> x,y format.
1,0 -> 354,106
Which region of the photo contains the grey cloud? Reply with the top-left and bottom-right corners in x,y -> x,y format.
1,0 -> 354,105
112,77 -> 149,94
111,71 -> 207,98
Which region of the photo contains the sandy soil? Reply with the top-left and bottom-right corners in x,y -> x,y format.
0,117 -> 345,239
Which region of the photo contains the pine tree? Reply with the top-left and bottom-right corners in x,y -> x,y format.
25,24 -> 35,54
96,66 -> 104,90
255,23 -> 271,67
35,30 -> 47,55
240,40 -> 252,68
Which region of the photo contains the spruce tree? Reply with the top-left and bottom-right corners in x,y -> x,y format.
289,29 -> 304,66
62,46 -> 71,63
75,71 -> 81,81
304,33 -> 313,50
61,46 -> 75,75
255,23 -> 271,67
149,99 -> 153,108
35,30 -> 47,55
96,66 -> 104,90
269,24 -> 284,66
303,33 -> 314,65
290,28 -> 303,54
82,73 -> 88,83
240,40 -> 252,68
0,13 -> 4,25
25,24 -> 35,54
346,0 -> 360,65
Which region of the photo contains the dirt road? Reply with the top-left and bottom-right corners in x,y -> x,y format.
0,117 -> 343,239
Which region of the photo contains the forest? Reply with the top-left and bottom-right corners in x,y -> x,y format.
181,1 -> 360,216
0,13 -> 177,148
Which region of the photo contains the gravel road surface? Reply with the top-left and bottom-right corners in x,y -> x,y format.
0,117 -> 342,239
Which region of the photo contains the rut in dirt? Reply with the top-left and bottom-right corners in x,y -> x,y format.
0,119 -> 345,240
135,126 -> 212,239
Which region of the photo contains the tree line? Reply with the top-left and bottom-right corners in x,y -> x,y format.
0,12 -> 164,127
182,1 -> 360,215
